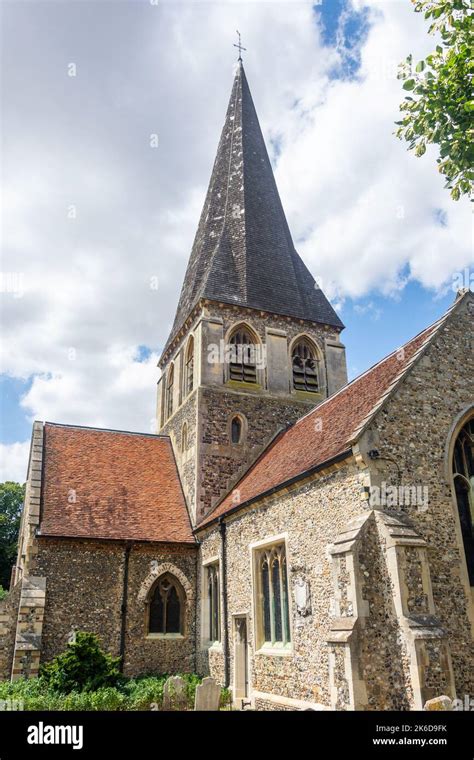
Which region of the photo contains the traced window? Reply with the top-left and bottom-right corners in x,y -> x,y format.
453,417 -> 474,585
206,563 -> 220,643
292,339 -> 319,393
229,327 -> 257,384
254,543 -> 291,649
149,573 -> 185,635
181,422 -> 188,452
184,337 -> 194,397
165,364 -> 174,419
231,415 -> 242,444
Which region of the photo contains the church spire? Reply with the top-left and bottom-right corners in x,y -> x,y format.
163,62 -> 342,356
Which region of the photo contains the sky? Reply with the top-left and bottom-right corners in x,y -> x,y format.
0,0 -> 472,482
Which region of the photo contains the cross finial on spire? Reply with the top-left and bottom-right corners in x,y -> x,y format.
233,30 -> 246,61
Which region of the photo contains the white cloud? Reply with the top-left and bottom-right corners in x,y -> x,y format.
0,442 -> 30,484
0,0 -> 472,481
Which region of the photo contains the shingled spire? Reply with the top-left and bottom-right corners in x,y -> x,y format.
164,61 -> 342,354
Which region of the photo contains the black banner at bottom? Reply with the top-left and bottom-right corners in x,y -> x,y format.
0,709 -> 472,757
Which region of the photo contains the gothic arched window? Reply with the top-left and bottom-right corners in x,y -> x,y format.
292,339 -> 319,393
184,337 -> 194,397
452,417 -> 474,585
206,563 -> 220,643
255,543 -> 291,649
165,364 -> 174,419
229,327 -> 257,384
149,573 -> 185,635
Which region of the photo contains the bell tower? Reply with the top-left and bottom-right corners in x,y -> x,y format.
157,61 -> 347,525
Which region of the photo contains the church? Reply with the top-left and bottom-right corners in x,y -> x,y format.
1,60 -> 473,711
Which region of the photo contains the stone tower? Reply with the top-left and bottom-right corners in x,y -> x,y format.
157,61 -> 347,524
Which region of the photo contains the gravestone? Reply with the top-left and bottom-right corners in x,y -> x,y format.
424,696 -> 453,711
194,677 -> 221,711
163,675 -> 187,711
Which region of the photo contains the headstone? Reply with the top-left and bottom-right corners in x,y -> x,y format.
163,675 -> 187,711
424,696 -> 453,711
194,677 -> 221,711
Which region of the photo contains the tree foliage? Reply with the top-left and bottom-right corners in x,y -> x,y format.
0,481 -> 25,589
396,0 -> 474,200
40,631 -> 122,693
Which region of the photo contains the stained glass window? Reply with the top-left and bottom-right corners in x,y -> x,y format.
257,544 -> 291,648
207,563 -> 220,643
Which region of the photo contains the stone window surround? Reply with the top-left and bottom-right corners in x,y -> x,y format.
146,573 -> 186,640
289,332 -> 325,397
201,555 -> 222,651
227,412 -> 248,446
445,404 -> 474,620
250,532 -> 293,657
138,562 -> 193,642
223,321 -> 265,388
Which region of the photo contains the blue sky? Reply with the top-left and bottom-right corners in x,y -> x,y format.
1,0 -> 472,480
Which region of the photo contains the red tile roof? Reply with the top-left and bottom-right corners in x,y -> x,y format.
40,424 -> 195,544
198,318 -> 445,528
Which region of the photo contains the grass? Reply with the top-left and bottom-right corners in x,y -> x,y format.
0,673 -> 232,711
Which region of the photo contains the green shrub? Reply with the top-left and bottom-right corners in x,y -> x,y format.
0,666 -> 228,711
40,631 -> 122,693
220,687 -> 232,709
0,585 -> 7,601
123,676 -> 168,710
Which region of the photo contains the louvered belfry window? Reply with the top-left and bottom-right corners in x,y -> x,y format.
292,340 -> 319,393
229,328 -> 257,383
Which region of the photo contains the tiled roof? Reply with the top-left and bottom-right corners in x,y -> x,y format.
39,424 -> 195,544
198,316 -> 449,528
162,62 -> 342,359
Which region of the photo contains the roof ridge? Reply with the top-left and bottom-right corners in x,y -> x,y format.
293,306 -> 452,431
43,421 -> 170,439
196,293 -> 467,529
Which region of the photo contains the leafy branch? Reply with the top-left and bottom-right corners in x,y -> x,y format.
396,0 -> 474,200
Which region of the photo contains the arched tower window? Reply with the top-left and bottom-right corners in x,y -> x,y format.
231,416 -> 242,444
292,339 -> 319,393
452,417 -> 474,585
181,422 -> 188,452
149,573 -> 185,635
184,337 -> 194,397
229,326 -> 257,384
165,364 -> 174,419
